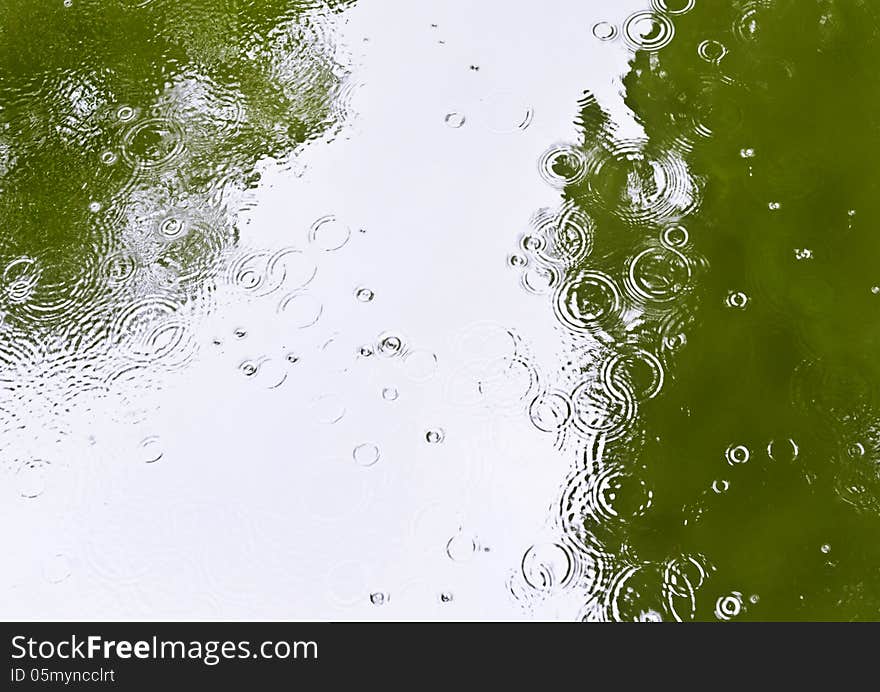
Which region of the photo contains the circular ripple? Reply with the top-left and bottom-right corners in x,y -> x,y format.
554,270 -> 624,336
715,592 -> 744,620
602,349 -> 665,401
377,332 -> 406,358
521,542 -> 578,591
529,390 -> 573,433
267,248 -> 317,292
538,143 -> 589,188
4,256 -> 40,304
698,39 -> 728,64
662,555 -> 706,622
139,436 -> 163,463
102,251 -> 140,287
604,565 -> 669,622
532,201 -> 594,268
445,112 -> 466,128
624,246 -> 692,306
734,5 -> 761,43
592,22 -> 618,41
651,0 -> 695,15
17,458 -> 50,499
767,437 -> 799,462
426,429 -> 445,444
309,215 -> 350,252
121,117 -> 185,171
521,264 -> 558,295
725,444 -> 751,465
726,290 -> 749,309
581,140 -> 698,225
661,224 -> 689,249
570,378 -> 637,441
109,296 -> 186,363
622,11 -> 675,51
277,292 -> 322,329
353,443 -> 380,467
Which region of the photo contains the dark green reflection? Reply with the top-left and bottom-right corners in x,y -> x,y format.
0,0 -> 352,341
557,1 -> 880,620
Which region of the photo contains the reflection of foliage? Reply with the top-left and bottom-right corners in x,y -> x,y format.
539,1 -> 880,620
0,0 -> 354,271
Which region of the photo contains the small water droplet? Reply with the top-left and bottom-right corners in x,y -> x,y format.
726,291 -> 749,309
233,327 -> 247,339
725,444 -> 750,465
712,479 -> 730,494
370,592 -> 388,605
439,591 -> 454,603
160,217 -> 184,239
592,21 -> 617,41
88,201 -> 102,213
286,353 -> 300,364
355,287 -> 374,302
820,543 -> 831,554
740,147 -> 756,158
445,112 -> 466,128
426,428 -> 445,444
377,333 -> 404,357
240,360 -> 258,377
714,592 -> 743,620
768,201 -> 781,210
382,386 -> 399,401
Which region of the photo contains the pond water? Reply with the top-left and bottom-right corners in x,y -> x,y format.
1,0 -> 878,621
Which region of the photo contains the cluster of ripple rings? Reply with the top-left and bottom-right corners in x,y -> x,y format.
109,296 -> 192,367
531,202 -> 595,269
228,247 -> 317,297
529,390 -> 573,433
520,541 -> 583,592
578,140 -> 698,226
622,11 -> 675,52
570,378 -> 637,441
2,252 -> 102,327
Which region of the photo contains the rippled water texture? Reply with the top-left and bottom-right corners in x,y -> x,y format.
511,0 -> 880,621
3,0 -> 880,621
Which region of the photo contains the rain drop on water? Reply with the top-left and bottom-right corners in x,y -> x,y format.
425,428 -> 445,444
